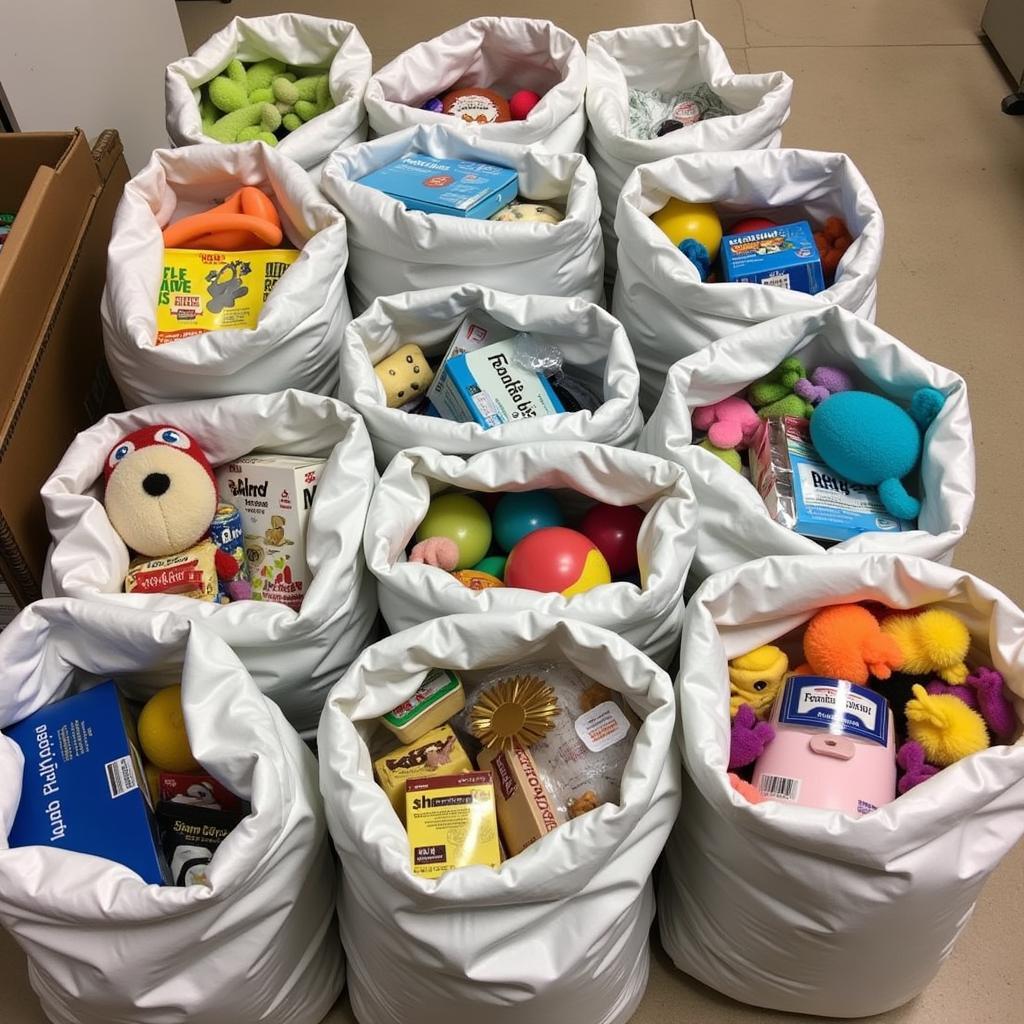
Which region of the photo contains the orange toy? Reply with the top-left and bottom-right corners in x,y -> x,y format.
813,216 -> 853,283
798,604 -> 904,685
162,186 -> 283,251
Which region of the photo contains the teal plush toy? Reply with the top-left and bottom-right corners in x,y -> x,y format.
201,57 -> 334,146
809,388 -> 946,521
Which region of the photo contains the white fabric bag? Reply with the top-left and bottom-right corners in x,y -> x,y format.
0,599 -> 342,1024
364,17 -> 586,152
321,125 -> 604,314
586,22 -> 792,281
613,148 -> 884,412
660,552 -> 1024,1017
165,14 -> 371,171
103,142 -> 352,407
41,389 -> 378,734
365,442 -> 697,667
638,304 -> 974,577
339,283 -> 643,467
318,611 -> 680,1024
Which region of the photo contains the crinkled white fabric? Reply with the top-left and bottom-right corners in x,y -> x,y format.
165,14 -> 371,171
317,612 -> 680,1024
339,284 -> 642,467
364,17 -> 586,152
660,553 -> 1024,1017
612,148 -> 884,413
365,443 -> 697,666
102,142 -> 352,407
638,304 -> 974,577
321,125 -> 604,314
0,600 -> 342,1024
586,22 -> 791,281
40,390 -> 378,733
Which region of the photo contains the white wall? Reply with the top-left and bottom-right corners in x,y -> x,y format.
0,0 -> 188,172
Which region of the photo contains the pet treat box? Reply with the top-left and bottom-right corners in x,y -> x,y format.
355,152 -> 519,219
721,220 -> 825,294
216,453 -> 325,610
3,680 -> 168,884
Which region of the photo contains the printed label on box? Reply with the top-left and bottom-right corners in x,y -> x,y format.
574,702 -> 630,752
777,676 -> 889,747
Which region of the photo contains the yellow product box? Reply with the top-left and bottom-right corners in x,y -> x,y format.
380,669 -> 465,745
373,725 -> 473,821
406,772 -> 501,878
156,247 -> 299,345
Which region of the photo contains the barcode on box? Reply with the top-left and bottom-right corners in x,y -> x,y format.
104,756 -> 139,799
759,773 -> 800,801
761,272 -> 791,289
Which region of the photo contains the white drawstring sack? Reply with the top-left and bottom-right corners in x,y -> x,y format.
0,599 -> 342,1024
638,304 -> 974,578
41,390 -> 378,734
613,148 -> 884,413
660,552 -> 1024,1017
338,283 -> 643,467
364,17 -> 586,152
103,142 -> 352,407
365,442 -> 697,667
321,125 -> 604,314
165,14 -> 372,172
586,21 -> 792,282
317,611 -> 680,1024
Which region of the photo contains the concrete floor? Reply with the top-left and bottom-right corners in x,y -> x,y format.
4,0 -> 1023,1021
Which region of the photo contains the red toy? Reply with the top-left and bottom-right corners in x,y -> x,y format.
509,89 -> 541,121
579,504 -> 645,576
505,526 -> 611,597
727,217 -> 777,236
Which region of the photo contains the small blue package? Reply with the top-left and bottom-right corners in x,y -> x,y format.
355,152 -> 519,219
4,680 -> 168,884
721,220 -> 825,295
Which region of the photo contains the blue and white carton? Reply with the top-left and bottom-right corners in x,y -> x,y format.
721,220 -> 825,294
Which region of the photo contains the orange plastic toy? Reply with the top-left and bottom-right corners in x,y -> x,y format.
813,216 -> 853,283
162,186 -> 283,251
796,604 -> 904,685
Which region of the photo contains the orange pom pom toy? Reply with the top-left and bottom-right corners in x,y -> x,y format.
813,216 -> 853,284
799,604 -> 904,685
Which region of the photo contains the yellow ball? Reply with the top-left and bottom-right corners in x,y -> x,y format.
651,199 -> 723,260
137,685 -> 198,772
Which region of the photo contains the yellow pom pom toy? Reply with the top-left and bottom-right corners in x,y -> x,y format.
138,685 -> 199,773
881,608 -> 971,685
728,645 -> 789,718
905,683 -> 989,767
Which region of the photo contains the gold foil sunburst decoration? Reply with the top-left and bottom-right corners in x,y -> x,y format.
470,675 -> 560,751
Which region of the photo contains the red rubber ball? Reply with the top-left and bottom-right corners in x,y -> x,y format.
509,89 -> 541,121
727,217 -> 778,236
580,504 -> 645,576
504,527 -> 609,595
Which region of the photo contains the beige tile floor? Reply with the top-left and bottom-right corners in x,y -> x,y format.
5,1 -> 1024,1021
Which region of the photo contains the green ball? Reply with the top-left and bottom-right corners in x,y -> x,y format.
473,554 -> 507,580
416,494 -> 491,569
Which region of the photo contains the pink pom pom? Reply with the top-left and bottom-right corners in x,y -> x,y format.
509,90 -> 541,121
409,536 -> 460,571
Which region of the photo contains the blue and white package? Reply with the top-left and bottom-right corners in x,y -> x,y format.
4,680 -> 168,884
721,220 -> 825,294
749,417 -> 913,542
355,152 -> 519,219
776,676 -> 890,746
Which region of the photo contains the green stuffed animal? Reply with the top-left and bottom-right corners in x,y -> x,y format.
201,57 -> 334,146
699,438 -> 743,472
748,358 -> 814,419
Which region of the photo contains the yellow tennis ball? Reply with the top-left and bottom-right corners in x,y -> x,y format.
137,685 -> 198,772
651,199 -> 723,260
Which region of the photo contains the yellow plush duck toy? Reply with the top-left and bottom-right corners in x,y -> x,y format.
905,684 -> 989,766
880,608 -> 971,685
729,645 -> 789,718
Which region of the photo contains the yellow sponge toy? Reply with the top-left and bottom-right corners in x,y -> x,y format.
905,683 -> 989,766
729,645 -> 789,718
881,608 -> 971,685
138,685 -> 198,773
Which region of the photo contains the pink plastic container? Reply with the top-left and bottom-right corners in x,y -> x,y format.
752,675 -> 896,815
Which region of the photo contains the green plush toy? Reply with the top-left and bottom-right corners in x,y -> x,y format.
201,57 -> 335,146
699,438 -> 743,472
748,358 -> 813,420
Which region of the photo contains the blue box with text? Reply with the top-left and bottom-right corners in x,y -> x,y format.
721,220 -> 825,295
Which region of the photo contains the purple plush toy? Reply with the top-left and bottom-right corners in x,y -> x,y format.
729,703 -> 776,771
928,667 -> 1016,742
793,366 -> 853,406
896,740 -> 940,793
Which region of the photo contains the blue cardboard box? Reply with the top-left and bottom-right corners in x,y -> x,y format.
356,152 -> 519,219
721,220 -> 825,295
4,680 -> 168,884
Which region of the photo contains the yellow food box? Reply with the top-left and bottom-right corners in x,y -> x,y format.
373,724 -> 472,821
380,669 -> 466,745
406,771 -> 501,878
156,247 -> 299,345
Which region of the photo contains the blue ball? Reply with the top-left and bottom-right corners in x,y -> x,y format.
493,491 -> 564,553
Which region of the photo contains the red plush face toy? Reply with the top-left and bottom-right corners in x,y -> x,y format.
104,425 -> 218,558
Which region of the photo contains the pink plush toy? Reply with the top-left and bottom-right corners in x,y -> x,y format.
692,396 -> 761,450
793,366 -> 853,406
409,536 -> 460,570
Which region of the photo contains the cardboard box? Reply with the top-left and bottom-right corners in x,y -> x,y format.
721,220 -> 825,294
0,129 -> 127,608
373,725 -> 473,821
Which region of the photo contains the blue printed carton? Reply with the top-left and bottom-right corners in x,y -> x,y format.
721,220 -> 825,295
4,680 -> 168,884
356,152 -> 519,219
